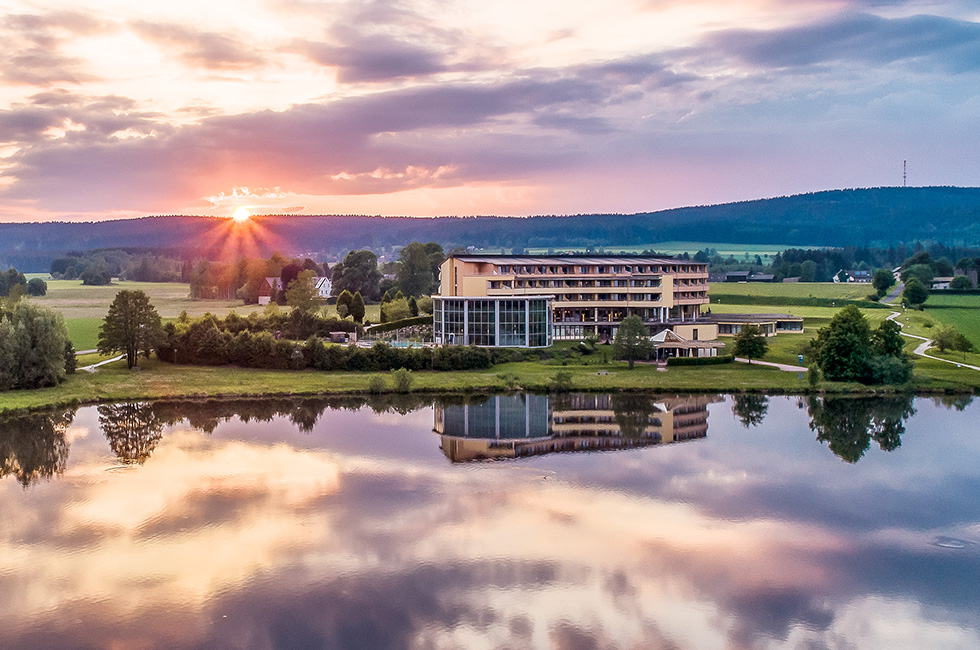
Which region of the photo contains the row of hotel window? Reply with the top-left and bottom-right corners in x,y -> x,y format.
494,264 -> 704,275
490,278 -> 663,289
550,292 -> 706,302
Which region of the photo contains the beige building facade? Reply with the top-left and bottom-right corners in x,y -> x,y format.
435,254 -> 718,343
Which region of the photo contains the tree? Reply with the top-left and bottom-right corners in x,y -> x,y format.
408,295 -> 419,316
98,290 -> 162,369
950,275 -> 973,290
872,269 -> 895,296
336,289 -> 353,317
331,250 -> 382,302
381,297 -> 411,322
800,260 -> 817,283
613,315 -> 652,369
902,277 -> 928,307
349,291 -> 365,324
80,264 -> 112,286
396,241 -> 444,296
812,306 -> 911,384
26,278 -> 47,296
901,264 -> 933,286
812,305 -> 871,382
732,324 -> 768,363
285,269 -> 318,313
0,301 -> 70,391
871,319 -> 904,357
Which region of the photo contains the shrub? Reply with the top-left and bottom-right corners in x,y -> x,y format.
550,370 -> 573,392
368,376 -> 386,394
26,278 -> 47,296
666,354 -> 734,366
390,368 -> 414,393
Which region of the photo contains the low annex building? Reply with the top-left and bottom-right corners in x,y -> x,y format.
432,254 -> 722,353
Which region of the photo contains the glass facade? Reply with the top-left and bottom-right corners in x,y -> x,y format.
433,296 -> 553,348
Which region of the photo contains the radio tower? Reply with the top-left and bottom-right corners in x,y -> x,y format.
903,160 -> 907,187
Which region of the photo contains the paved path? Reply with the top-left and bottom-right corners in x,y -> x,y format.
735,358 -> 808,372
887,311 -> 980,371
80,354 -> 125,373
882,281 -> 904,304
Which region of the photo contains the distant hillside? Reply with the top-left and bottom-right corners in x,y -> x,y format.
3,187 -> 980,271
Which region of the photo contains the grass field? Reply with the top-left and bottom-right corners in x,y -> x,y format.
924,294 -> 980,348
710,282 -> 874,300
27,279 -> 383,347
527,242 -> 804,259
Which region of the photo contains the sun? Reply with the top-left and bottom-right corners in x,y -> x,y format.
231,206 -> 252,222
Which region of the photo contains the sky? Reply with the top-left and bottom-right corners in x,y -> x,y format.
1,0 -> 979,222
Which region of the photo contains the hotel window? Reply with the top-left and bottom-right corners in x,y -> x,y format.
467,299 -> 496,346
498,299 -> 527,347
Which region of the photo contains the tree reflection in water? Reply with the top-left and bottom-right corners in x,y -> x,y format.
98,402 -> 165,465
0,407 -> 76,487
805,395 -> 916,463
731,394 -> 770,428
611,393 -> 658,439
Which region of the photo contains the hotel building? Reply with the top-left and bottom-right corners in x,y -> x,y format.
433,254 -> 716,346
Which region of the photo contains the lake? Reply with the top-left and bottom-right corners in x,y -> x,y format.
1,392 -> 979,649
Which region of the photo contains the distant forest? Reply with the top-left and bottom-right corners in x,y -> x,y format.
3,187 -> 980,271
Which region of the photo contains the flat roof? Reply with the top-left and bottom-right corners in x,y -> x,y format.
450,254 -> 697,265
700,313 -> 803,323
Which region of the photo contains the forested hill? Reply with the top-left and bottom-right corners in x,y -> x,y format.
3,187 -> 980,270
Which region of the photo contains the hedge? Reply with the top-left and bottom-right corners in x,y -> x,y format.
666,354 -> 735,367
365,315 -> 431,335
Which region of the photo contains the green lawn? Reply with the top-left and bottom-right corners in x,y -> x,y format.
924,294 -> 980,348
709,282 -> 874,300
65,318 -> 103,350
527,242 -> 802,259
29,280 -> 384,347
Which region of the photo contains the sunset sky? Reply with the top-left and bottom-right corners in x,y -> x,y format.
1,0 -> 978,221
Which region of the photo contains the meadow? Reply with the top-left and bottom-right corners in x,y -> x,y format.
30,278 -> 382,349
528,241 -> 799,260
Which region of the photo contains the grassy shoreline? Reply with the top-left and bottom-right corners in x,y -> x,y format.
2,356 -> 976,416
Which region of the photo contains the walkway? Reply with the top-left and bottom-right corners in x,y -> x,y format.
887,311 -> 980,371
734,358 -> 808,372
79,355 -> 125,373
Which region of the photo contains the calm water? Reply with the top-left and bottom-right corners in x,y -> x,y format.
1,393 -> 979,650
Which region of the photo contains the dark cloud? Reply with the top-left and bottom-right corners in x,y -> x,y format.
1,68 -> 643,209
704,12 -> 980,73
294,33 -> 451,82
130,21 -> 266,70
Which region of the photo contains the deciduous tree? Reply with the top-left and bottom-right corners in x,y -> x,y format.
732,324 -> 768,363
613,315 -> 652,370
285,269 -> 318,313
902,277 -> 928,307
98,290 -> 162,369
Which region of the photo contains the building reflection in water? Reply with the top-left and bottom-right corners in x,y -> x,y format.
433,393 -> 721,462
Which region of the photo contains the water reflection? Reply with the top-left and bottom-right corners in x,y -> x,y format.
805,394 -> 917,463
0,407 -> 75,487
433,393 -> 720,462
731,393 -> 769,428
1,394 -> 979,649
